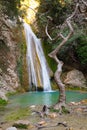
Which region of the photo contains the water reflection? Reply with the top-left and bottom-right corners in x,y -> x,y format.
8,91 -> 87,108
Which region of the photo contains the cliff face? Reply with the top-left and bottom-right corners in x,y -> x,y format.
0,15 -> 29,94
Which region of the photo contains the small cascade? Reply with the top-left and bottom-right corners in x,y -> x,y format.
23,22 -> 51,91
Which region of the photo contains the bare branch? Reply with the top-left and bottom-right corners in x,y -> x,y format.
82,0 -> 87,6
45,23 -> 60,41
45,23 -> 53,41
67,3 -> 79,20
59,33 -> 66,40
46,3 -> 80,61
48,20 -> 74,60
45,3 -> 79,43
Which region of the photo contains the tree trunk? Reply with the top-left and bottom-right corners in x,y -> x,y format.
54,61 -> 66,110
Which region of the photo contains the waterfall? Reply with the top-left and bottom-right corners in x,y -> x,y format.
23,22 -> 51,91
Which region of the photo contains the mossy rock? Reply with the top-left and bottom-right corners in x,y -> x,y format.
13,120 -> 30,129
37,87 -> 43,91
0,98 -> 7,111
0,98 -> 7,105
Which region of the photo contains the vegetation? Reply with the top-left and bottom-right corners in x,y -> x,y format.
0,0 -> 21,18
13,123 -> 28,129
0,98 -> 7,111
16,29 -> 29,91
5,107 -> 31,121
35,0 -> 87,73
0,98 -> 7,106
50,106 -> 70,114
76,35 -> 87,67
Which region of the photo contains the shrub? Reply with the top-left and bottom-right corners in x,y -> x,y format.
76,35 -> 87,66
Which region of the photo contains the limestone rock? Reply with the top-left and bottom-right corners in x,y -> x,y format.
48,113 -> 58,118
6,127 -> 17,130
13,120 -> 30,129
37,120 -> 47,127
38,120 -> 46,125
0,91 -> 8,101
0,16 -> 21,93
64,69 -> 87,88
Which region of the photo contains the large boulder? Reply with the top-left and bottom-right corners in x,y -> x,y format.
64,69 -> 87,88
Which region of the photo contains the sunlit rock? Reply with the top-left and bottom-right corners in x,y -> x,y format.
64,69 -> 87,88
37,120 -> 47,126
48,113 -> 58,118
81,99 -> 87,104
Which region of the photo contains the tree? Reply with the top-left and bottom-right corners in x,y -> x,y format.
35,0 -> 87,111
45,4 -> 77,111
0,0 -> 21,18
45,0 -> 87,111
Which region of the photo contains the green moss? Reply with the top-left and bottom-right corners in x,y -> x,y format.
13,124 -> 27,129
17,54 -> 23,85
16,26 -> 29,91
62,106 -> 70,114
42,40 -> 57,72
51,78 -> 58,90
0,0 -> 21,18
0,98 -> 7,105
6,91 -> 18,97
0,98 -> 7,111
50,106 -> 70,114
16,40 -> 28,89
66,86 -> 87,91
5,107 -> 31,121
50,107 -> 59,113
17,41 -> 26,73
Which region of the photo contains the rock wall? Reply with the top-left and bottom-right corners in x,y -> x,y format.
0,15 -> 29,96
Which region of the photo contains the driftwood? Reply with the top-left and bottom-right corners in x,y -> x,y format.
35,121 -> 68,130
32,105 -> 49,118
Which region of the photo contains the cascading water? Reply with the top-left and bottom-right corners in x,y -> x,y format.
23,22 -> 51,91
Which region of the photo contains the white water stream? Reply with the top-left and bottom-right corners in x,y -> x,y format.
23,22 -> 51,91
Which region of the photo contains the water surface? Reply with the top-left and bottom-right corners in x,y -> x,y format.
8,91 -> 87,107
